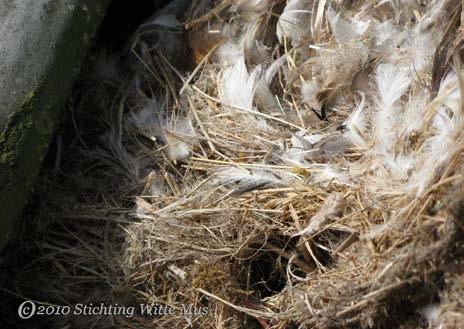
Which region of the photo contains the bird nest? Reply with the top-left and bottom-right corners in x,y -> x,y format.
4,0 -> 464,328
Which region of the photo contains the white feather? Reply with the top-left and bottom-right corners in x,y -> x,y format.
127,101 -> 162,139
249,55 -> 287,112
408,71 -> 462,195
293,193 -> 345,237
283,131 -> 344,165
343,93 -> 367,147
147,14 -> 182,29
376,63 -> 410,111
238,0 -> 273,16
265,55 -> 287,84
213,167 -> 292,193
327,7 -> 370,44
311,164 -> 350,185
301,79 -> 320,109
146,171 -> 169,197
400,89 -> 428,136
127,101 -> 196,161
291,130 -> 324,148
373,63 -> 410,153
215,41 -> 242,66
219,56 -> 261,110
276,0 -> 311,43
164,119 -> 196,161
373,21 -> 400,52
282,148 -> 311,166
419,304 -> 441,323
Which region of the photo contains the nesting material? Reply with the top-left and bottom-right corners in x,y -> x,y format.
12,0 -> 464,328
118,0 -> 464,327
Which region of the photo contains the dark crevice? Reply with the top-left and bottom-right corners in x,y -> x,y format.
95,0 -> 172,52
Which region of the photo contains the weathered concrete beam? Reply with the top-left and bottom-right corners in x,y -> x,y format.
0,0 -> 111,250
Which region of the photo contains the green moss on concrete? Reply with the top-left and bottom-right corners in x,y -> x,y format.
0,0 -> 111,251
0,91 -> 36,164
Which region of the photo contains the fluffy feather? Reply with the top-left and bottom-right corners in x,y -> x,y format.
343,93 -> 367,147
213,167 -> 291,193
291,131 -> 324,148
293,193 -> 345,237
327,6 -> 370,44
311,164 -> 350,185
373,21 -> 400,53
301,79 -> 321,110
419,304 -> 441,324
127,101 -> 196,161
219,56 -> 261,110
214,41 -> 242,66
164,118 -> 196,161
408,71 -> 462,195
373,63 -> 411,154
276,0 -> 311,44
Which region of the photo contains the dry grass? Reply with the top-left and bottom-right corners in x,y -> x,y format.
2,1 -> 464,328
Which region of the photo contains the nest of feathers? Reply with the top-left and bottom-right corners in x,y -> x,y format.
4,0 -> 464,328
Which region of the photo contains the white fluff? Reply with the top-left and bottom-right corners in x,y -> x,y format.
215,41 -> 242,66
408,71 -> 462,195
146,171 -> 169,197
311,164 -> 350,185
293,193 -> 345,237
250,55 -> 287,112
265,55 -> 287,84
373,21 -> 400,52
238,0 -> 273,16
327,7 -> 370,44
147,14 -> 182,29
127,101 -> 162,139
282,148 -> 311,166
376,63 -> 411,113
276,0 -> 311,43
301,79 -> 320,109
214,167 -> 290,193
399,89 -> 428,136
373,63 -> 411,154
419,304 -> 441,323
343,93 -> 367,147
219,56 -> 261,110
127,101 -> 196,161
164,118 -> 196,161
291,130 -> 324,149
